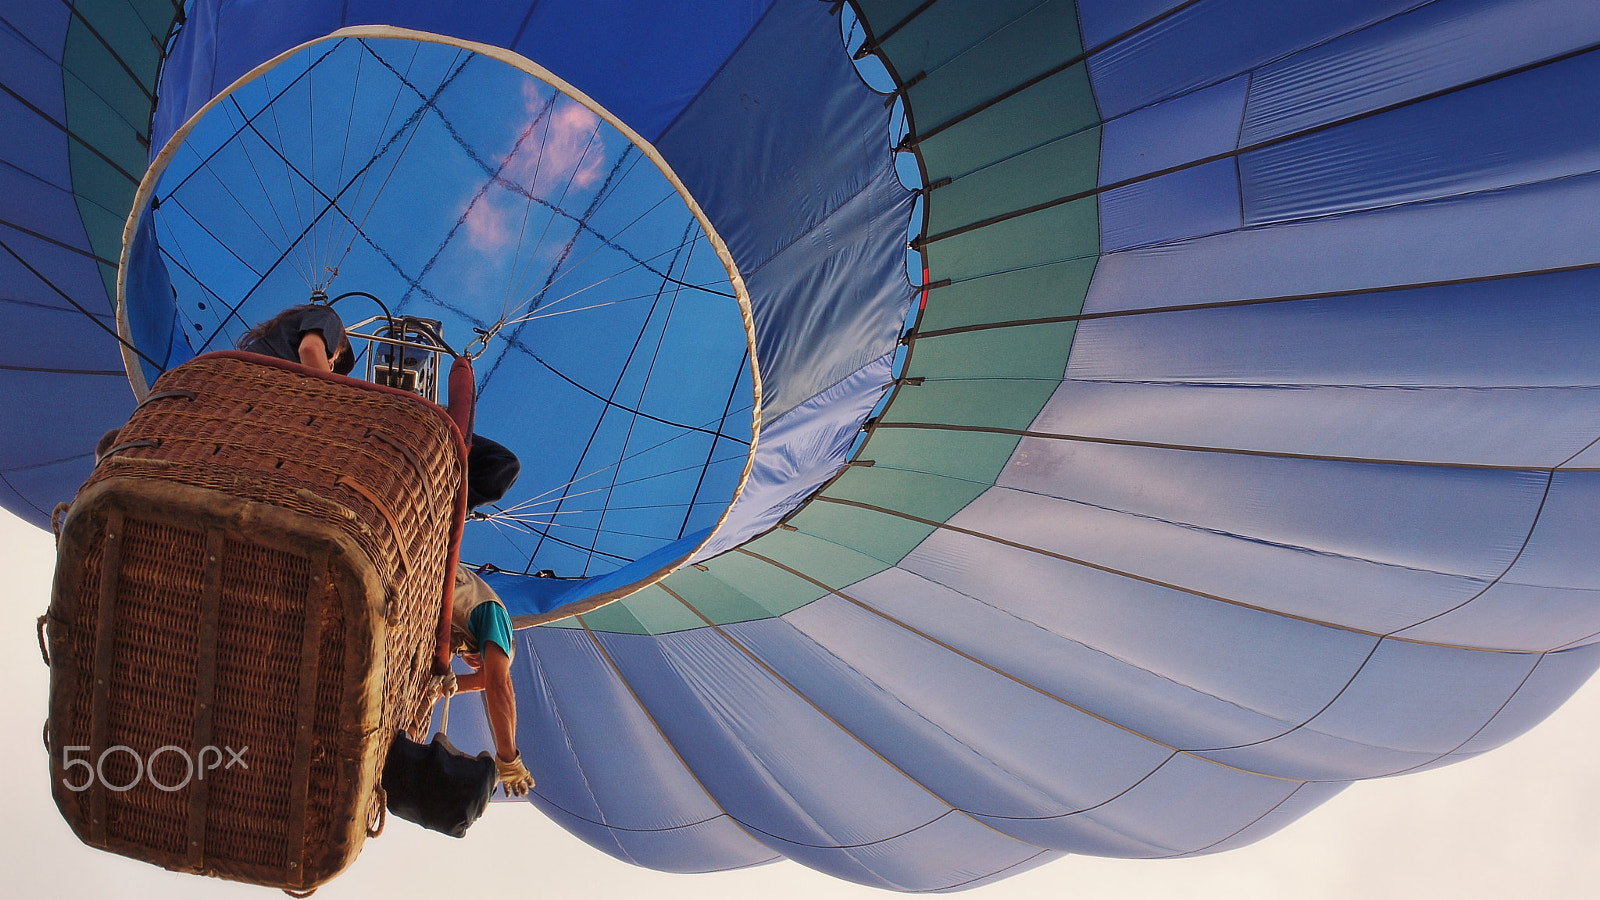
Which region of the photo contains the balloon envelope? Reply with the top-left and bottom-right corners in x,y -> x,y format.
4,0 -> 1600,891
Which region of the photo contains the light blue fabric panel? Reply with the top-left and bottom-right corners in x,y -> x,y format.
1084,172 -> 1600,314
725,161 -> 915,420
1241,0 -> 1600,145
1559,439 -> 1600,470
1200,638 -> 1542,780
515,626 -> 778,872
592,623 -> 939,856
1098,158 -> 1240,251
943,484 -> 1485,635
1396,470 -> 1600,650
1446,642 -> 1600,759
1084,0 -> 1426,119
1492,471 -> 1600,598
1178,780 -> 1347,857
1076,0 -> 1193,49
1074,269 -> 1600,388
693,352 -> 894,562
594,625 -> 1052,891
1242,46 -> 1600,226
1030,379 -> 1600,470
996,439 -> 1541,605
653,0 -> 916,422
881,538 -> 1378,749
763,596 -> 1172,821
1040,750 -> 1312,858
1098,74 -> 1247,186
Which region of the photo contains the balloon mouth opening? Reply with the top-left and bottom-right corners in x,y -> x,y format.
119,27 -> 760,621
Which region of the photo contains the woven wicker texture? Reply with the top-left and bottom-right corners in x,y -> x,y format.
48,353 -> 465,890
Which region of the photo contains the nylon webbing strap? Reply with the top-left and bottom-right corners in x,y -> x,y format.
333,475 -> 412,573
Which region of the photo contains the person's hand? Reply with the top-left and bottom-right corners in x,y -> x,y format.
435,672 -> 458,699
495,752 -> 534,797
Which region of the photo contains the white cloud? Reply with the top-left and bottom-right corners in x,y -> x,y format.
461,83 -> 607,257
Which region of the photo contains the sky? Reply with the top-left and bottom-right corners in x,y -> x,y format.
5,505 -> 1600,900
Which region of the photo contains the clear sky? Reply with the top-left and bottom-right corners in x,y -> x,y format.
6,506 -> 1600,900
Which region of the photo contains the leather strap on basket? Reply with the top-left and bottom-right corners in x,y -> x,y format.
332,475 -> 412,574
102,438 -> 160,458
135,388 -> 197,409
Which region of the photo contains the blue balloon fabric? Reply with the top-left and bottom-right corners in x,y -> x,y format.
6,0 -> 1600,891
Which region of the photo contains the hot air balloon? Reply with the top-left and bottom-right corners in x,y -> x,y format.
7,0 -> 1600,891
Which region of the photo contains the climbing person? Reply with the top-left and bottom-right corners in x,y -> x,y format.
437,563 -> 534,797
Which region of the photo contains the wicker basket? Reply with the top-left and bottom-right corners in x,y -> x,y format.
44,352 -> 466,891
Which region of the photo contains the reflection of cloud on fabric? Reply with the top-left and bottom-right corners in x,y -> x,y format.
462,83 -> 606,254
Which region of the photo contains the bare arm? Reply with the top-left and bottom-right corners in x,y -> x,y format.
454,645 -> 518,762
297,331 -> 332,372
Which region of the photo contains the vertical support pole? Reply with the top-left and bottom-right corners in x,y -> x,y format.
88,510 -> 123,848
185,529 -> 225,870
284,550 -> 328,887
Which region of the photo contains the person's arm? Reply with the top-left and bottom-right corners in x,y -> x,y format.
297,331 -> 333,372
455,645 -> 517,761
453,644 -> 534,796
